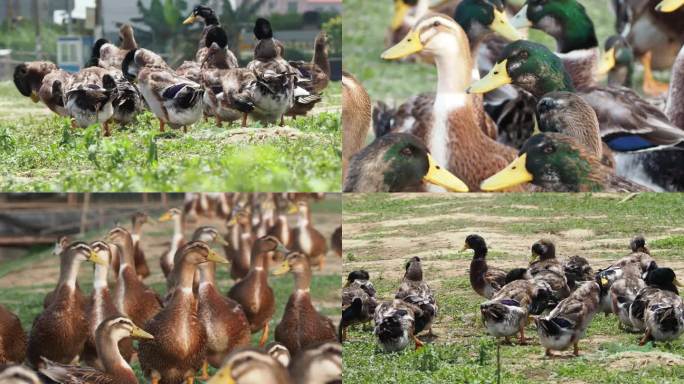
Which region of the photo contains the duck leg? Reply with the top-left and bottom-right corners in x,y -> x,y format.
518,326 -> 526,346
639,329 -> 652,346
545,348 -> 555,358
71,118 -> 77,129
103,120 -> 111,137
413,335 -> 424,350
319,255 -> 325,271
198,361 -> 210,380
183,126 -> 187,134
573,342 -> 579,356
159,119 -> 166,133
258,323 -> 270,347
279,115 -> 285,127
242,113 -> 248,128
642,51 -> 669,96
186,376 -> 194,384
216,116 -> 222,127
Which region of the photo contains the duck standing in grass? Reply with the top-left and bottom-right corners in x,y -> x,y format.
343,132 -> 469,192
340,270 -> 378,341
528,240 -> 571,302
463,234 -> 506,299
13,61 -> 71,116
536,281 -> 600,357
64,67 -> 117,134
480,279 -> 536,345
374,299 -> 420,352
629,267 -> 684,345
395,257 -> 437,339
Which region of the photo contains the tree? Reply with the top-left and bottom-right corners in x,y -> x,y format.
217,0 -> 267,59
133,0 -> 194,65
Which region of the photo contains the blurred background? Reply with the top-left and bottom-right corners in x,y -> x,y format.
0,0 -> 342,79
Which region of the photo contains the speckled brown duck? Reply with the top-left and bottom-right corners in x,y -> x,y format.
290,200 -> 327,270
139,242 -> 227,384
228,236 -> 288,347
13,61 -> 71,116
274,252 -> 337,356
0,304 -> 26,365
27,242 -> 105,368
108,227 -> 162,329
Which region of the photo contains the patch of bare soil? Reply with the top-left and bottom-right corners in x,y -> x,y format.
608,351 -> 684,370
222,127 -> 304,143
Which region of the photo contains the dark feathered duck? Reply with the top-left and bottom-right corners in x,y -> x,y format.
340,270 -> 378,341
395,257 -> 437,342
464,234 -> 507,299
182,6 -> 238,68
629,267 -> 684,345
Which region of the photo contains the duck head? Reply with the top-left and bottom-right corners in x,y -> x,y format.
391,0 -> 429,30
530,239 -> 556,263
99,316 -> 154,342
630,235 -> 648,254
184,5 -> 219,26
209,348 -> 290,384
13,61 -> 57,102
462,234 -> 488,258
179,241 -> 229,265
480,133 -> 602,192
596,35 -> 633,84
467,40 -> 575,97
644,267 -> 682,295
404,256 -> 423,281
192,226 -> 228,246
343,133 -> 468,192
454,0 -> 522,43
511,0 -> 597,53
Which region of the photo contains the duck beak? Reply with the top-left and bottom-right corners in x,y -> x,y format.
466,60 -> 511,94
276,244 -> 290,254
88,251 -> 108,266
273,261 -> 291,276
215,236 -> 229,246
423,154 -> 469,192
600,276 -> 609,286
510,5 -> 533,29
131,325 -> 154,340
674,278 -> 683,287
391,1 -> 411,30
480,153 -> 533,191
158,212 -> 172,222
183,15 -> 197,25
490,9 -> 523,41
30,92 -> 40,103
460,243 -> 470,252
656,0 -> 684,11
208,365 -> 235,384
529,253 -> 539,263
596,47 -> 616,75
381,29 -> 423,60
207,249 -> 230,264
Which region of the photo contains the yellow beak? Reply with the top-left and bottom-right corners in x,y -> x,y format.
381,29 -> 423,60
600,276 -> 609,286
674,278 -> 683,287
208,365 -> 235,384
467,60 -> 512,94
287,204 -> 298,214
596,47 -> 616,76
88,251 -> 108,266
183,15 -> 197,25
273,261 -> 291,276
480,153 -> 534,191
30,92 -> 40,103
207,249 -> 230,264
391,1 -> 411,30
656,0 -> 684,11
490,9 -> 523,41
158,212 -> 172,222
529,253 -> 539,263
423,154 -> 469,192
131,325 -> 154,340
510,5 -> 533,29
215,236 -> 229,246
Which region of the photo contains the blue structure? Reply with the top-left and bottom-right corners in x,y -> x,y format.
57,35 -> 94,72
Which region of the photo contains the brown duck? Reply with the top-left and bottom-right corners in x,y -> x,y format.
158,208 -> 186,280
0,304 -> 26,365
228,236 -> 288,347
207,348 -> 293,384
27,242 -> 105,368
229,209 -> 254,280
288,342 -> 342,384
290,200 -> 327,270
274,252 -> 337,356
130,212 -> 152,279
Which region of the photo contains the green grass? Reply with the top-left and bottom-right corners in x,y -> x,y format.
343,193 -> 684,384
0,82 -> 341,192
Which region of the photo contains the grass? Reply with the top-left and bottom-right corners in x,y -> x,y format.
343,0 -> 664,105
343,193 -> 684,384
0,82 -> 341,192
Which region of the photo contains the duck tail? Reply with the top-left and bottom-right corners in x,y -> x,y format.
655,306 -> 678,333
372,101 -> 395,138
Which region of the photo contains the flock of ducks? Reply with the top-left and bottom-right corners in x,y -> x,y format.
0,193 -> 343,384
13,5 -> 330,136
343,234 -> 684,358
342,0 -> 684,192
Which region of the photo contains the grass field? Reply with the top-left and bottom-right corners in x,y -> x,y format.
343,0 -> 665,104
0,197 -> 341,381
342,193 -> 684,384
0,81 -> 341,192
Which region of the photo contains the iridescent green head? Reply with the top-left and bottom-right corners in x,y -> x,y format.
454,0 -> 522,43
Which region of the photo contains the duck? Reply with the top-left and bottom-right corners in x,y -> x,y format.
228,236 -> 288,347
480,279 -> 536,345
139,242 -> 227,384
290,199 -> 327,270
285,32 -> 330,119
129,212 -> 151,279
273,252 -> 337,356
158,208 -> 186,280
0,304 -> 26,364
596,35 -> 634,88
0,365 -> 41,384
373,299 -> 420,352
39,316 -> 154,384
207,348 -> 293,384
480,133 -> 652,192
344,132 -> 469,192
341,71 -> 372,180
89,24 -> 139,70
196,245 -> 251,377
228,208 -> 254,280
609,273 -> 646,332
223,208 -> 242,267
13,61 -> 72,117
463,234 -> 507,299
596,257 -> 644,315
107,227 -> 162,329
380,13 -> 520,191
612,0 -> 684,96
264,342 -> 291,367
288,342 -> 342,384
122,49 -> 204,133
26,242 -> 105,367
182,5 -> 239,68
331,226 -> 342,258
266,199 -> 294,249
395,256 -> 437,339
535,281 -> 600,357
64,67 -> 117,135
244,18 -> 302,126
562,255 -> 594,291
340,270 -> 378,342
528,239 -> 571,302
629,267 -> 684,345
82,241 -> 133,370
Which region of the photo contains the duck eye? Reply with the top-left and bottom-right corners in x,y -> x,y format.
543,144 -> 554,154
433,21 -> 440,27
400,147 -> 413,157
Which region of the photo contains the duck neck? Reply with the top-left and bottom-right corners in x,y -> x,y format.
204,14 -> 219,26
293,266 -> 312,293
172,215 -> 183,238
198,262 -> 217,287
131,219 -> 143,238
433,35 -> 472,95
173,258 -> 199,293
93,262 -> 109,292
58,255 -> 83,290
666,46 -> 684,129
97,333 -> 136,384
250,246 -> 270,271
297,206 -> 311,229
313,38 -> 330,77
